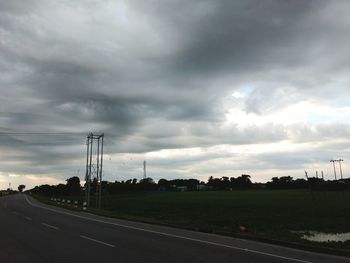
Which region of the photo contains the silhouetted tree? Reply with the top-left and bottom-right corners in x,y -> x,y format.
234,174 -> 252,189
66,176 -> 81,195
125,179 -> 132,184
158,179 -> 170,190
267,176 -> 309,189
18,185 -> 26,192
55,184 -> 68,196
138,177 -> 157,191
207,175 -> 252,190
207,176 -> 224,190
90,178 -> 98,195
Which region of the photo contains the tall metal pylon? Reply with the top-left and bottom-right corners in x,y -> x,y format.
330,160 -> 337,180
85,133 -> 104,209
330,159 -> 345,180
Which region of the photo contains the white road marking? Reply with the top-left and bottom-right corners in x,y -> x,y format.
80,235 -> 115,248
42,222 -> 59,230
24,216 -> 32,221
25,195 -> 312,263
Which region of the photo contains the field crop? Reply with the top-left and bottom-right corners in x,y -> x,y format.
36,190 -> 350,251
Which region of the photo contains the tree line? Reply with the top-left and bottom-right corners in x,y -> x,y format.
28,174 -> 350,197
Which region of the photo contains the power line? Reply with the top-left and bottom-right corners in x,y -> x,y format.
0,132 -> 87,136
0,131 -> 95,146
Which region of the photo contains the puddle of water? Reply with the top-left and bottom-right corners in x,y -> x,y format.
298,231 -> 350,242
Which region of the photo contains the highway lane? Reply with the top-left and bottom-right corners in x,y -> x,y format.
0,194 -> 348,263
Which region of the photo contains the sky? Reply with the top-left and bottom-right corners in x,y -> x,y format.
1,0 -> 350,190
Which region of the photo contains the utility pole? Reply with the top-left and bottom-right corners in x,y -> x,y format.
330,160 -> 337,180
338,159 -> 344,180
143,160 -> 146,179
85,133 -> 104,209
330,159 -> 344,180
85,135 -> 90,207
99,135 -> 104,209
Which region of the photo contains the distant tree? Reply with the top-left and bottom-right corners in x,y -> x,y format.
280,176 -> 293,184
158,179 -> 170,190
55,184 -> 68,196
187,179 -> 200,190
66,176 -> 81,195
207,176 -> 225,190
294,178 -> 308,188
18,185 -> 26,192
90,178 -> 98,195
234,174 -> 252,189
267,176 -> 308,189
138,177 -> 157,191
32,184 -> 56,196
139,177 -> 155,184
221,177 -> 230,189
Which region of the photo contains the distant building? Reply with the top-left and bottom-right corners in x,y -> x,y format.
176,186 -> 187,192
195,184 -> 210,191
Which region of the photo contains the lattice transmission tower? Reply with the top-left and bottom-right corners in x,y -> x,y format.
85,133 -> 104,209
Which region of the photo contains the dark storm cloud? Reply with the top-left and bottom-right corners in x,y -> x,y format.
172,1 -> 319,74
128,0 -> 350,114
130,1 -> 322,74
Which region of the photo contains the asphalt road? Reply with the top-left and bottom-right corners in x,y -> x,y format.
0,194 -> 348,263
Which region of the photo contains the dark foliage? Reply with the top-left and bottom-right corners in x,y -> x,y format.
207,175 -> 252,190
28,174 -> 350,197
66,176 -> 81,195
18,184 -> 26,192
158,178 -> 200,191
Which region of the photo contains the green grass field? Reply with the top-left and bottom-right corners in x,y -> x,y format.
36,190 -> 350,251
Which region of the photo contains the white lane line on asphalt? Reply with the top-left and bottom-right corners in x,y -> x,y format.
42,222 -> 59,230
25,195 -> 312,263
80,235 -> 115,248
24,216 -> 32,221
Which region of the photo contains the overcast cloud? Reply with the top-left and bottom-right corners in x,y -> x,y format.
1,0 -> 350,189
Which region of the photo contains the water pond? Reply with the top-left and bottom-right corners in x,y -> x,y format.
299,231 -> 350,242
